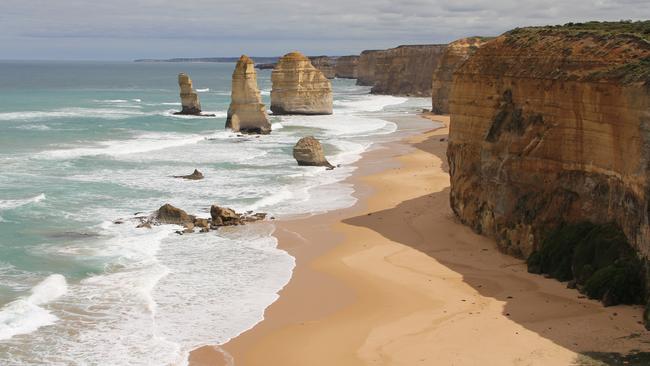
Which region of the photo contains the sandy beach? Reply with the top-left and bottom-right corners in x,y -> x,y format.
189,114 -> 650,366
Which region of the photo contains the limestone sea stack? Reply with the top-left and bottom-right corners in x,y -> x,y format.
431,37 -> 489,114
174,73 -> 202,115
226,55 -> 271,134
271,52 -> 333,115
293,136 -> 334,169
308,56 -> 336,79
446,22 -> 650,322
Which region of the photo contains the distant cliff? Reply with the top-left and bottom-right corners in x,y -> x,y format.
134,57 -> 279,63
446,21 -> 650,321
357,45 -> 447,96
334,56 -> 359,79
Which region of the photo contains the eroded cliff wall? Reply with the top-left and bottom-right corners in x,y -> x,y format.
447,23 -> 650,262
431,37 -> 490,114
334,56 -> 359,79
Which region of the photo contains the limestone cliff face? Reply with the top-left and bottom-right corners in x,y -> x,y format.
271,52 -> 333,115
431,37 -> 489,114
308,56 -> 336,79
447,24 -> 650,261
175,73 -> 202,115
226,55 -> 271,134
334,56 -> 359,79
356,45 -> 447,96
356,50 -> 384,86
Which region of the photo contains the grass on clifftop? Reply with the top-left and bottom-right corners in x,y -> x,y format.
508,20 -> 650,42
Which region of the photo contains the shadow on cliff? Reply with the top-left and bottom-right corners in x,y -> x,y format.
343,132 -> 650,365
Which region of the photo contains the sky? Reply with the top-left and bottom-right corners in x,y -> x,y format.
1,0 -> 649,60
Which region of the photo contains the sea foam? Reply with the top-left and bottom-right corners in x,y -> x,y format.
0,274 -> 68,341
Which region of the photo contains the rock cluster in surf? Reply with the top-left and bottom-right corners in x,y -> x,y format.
271,52 -> 333,115
133,203 -> 268,234
226,55 -> 272,134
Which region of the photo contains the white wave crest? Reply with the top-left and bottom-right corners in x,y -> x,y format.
195,88 -> 210,92
0,274 -> 68,340
0,193 -> 46,211
0,108 -> 147,121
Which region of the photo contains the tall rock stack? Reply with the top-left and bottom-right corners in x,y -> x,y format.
431,37 -> 489,114
271,52 -> 333,115
175,73 -> 202,115
226,55 -> 272,134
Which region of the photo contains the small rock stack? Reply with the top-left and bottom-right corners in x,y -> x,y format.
175,73 -> 202,115
226,55 -> 272,134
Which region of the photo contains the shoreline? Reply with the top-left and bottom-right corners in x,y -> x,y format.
189,113 -> 650,366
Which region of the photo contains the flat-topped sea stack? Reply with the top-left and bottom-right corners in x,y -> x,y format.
174,73 -> 203,115
271,52 -> 333,115
447,21 -> 650,319
226,55 -> 271,134
334,55 -> 359,79
431,37 -> 490,114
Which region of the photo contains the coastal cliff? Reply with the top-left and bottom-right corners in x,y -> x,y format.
431,37 -> 490,114
308,56 -> 336,79
356,45 -> 447,96
271,51 -> 333,115
334,55 -> 359,78
447,22 -> 650,317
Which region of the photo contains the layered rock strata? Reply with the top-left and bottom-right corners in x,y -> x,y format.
226,55 -> 271,134
293,136 -> 334,169
271,52 -> 333,115
447,22 -> 650,261
175,73 -> 202,115
431,37 -> 489,114
334,55 -> 360,79
308,56 -> 336,79
356,45 -> 447,96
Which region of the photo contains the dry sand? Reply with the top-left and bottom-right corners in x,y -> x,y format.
189,114 -> 649,366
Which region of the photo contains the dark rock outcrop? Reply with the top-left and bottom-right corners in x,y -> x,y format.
173,169 -> 204,180
155,204 -> 194,225
293,136 -> 334,169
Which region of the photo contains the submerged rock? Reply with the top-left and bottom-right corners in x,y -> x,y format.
293,136 -> 334,169
174,73 -> 202,115
226,55 -> 272,134
271,52 -> 332,115
173,169 -> 204,180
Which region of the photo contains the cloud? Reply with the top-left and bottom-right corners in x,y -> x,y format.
0,0 -> 648,59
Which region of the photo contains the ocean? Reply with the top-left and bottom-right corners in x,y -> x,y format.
0,60 -> 430,365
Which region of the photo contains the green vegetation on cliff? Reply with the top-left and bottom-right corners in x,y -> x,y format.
528,223 -> 647,307
505,21 -> 650,83
508,20 -> 650,42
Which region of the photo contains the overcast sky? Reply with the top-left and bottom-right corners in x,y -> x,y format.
1,0 -> 649,60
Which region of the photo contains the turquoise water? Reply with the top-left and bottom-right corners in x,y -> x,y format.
0,60 -> 429,365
